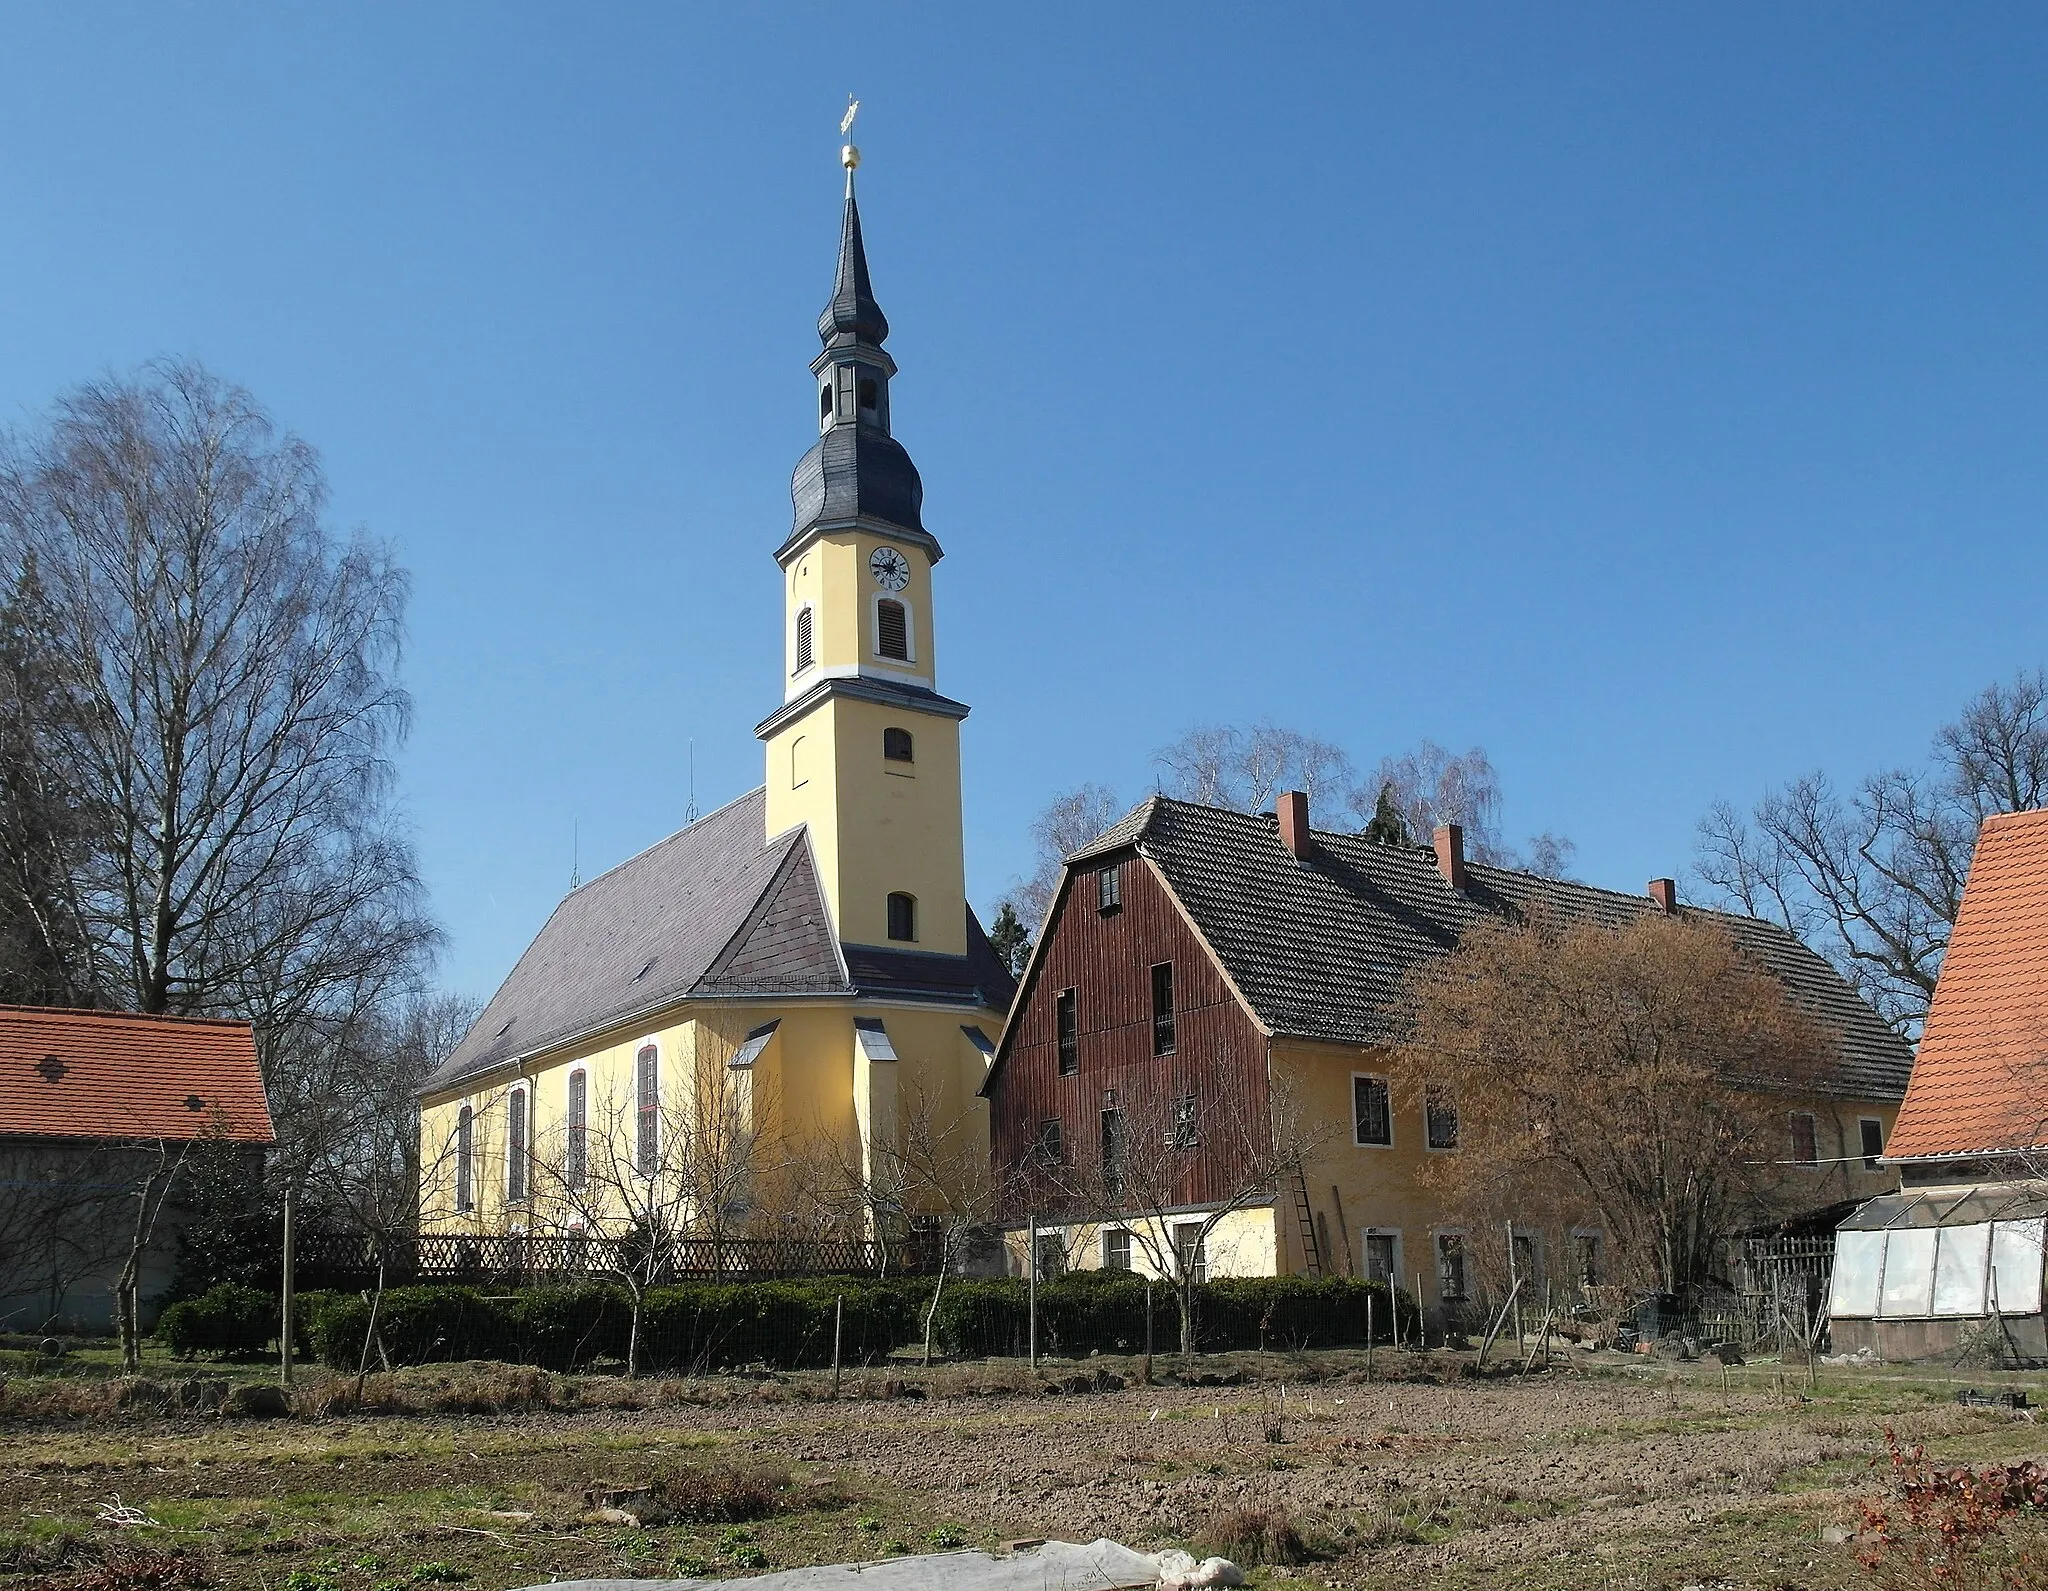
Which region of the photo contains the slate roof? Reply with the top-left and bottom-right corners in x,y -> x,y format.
424,787 -> 1015,1098
0,1005 -> 272,1144
1010,796 -> 1912,1102
1884,808 -> 2048,1160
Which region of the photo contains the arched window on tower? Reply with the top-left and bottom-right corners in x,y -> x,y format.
794,606 -> 814,672
819,385 -> 833,427
876,599 -> 909,661
887,892 -> 917,942
883,727 -> 913,763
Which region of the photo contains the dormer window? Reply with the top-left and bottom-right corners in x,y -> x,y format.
876,599 -> 909,661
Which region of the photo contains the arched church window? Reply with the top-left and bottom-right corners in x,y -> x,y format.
887,892 -> 917,943
506,1087 -> 529,1203
820,386 -> 833,424
876,599 -> 908,661
455,1104 -> 474,1212
794,607 -> 814,672
883,727 -> 913,763
636,1044 -> 660,1175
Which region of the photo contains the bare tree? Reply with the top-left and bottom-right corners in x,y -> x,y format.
1153,720 -> 1357,816
1396,910 -> 1828,1298
1695,668 -> 2048,1033
1031,1077 -> 1325,1358
524,1017 -> 777,1377
0,357 -> 439,1047
1008,782 -> 1124,932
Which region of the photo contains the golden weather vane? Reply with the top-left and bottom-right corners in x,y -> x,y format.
840,96 -> 861,171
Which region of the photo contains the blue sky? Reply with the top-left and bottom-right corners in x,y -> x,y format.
5,6 -> 2045,1000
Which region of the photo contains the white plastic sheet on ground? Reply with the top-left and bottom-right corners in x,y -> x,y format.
516,1538 -> 1174,1591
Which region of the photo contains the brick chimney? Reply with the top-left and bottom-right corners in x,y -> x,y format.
1278,790 -> 1312,859
1647,878 -> 1678,914
1433,823 -> 1467,891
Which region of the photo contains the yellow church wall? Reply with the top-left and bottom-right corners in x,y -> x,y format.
764,694 -> 965,954
419,994 -> 1000,1239
784,533 -> 935,685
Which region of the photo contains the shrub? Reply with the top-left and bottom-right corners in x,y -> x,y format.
655,1463 -> 795,1523
639,1280 -> 916,1372
309,1287 -> 515,1369
1200,1503 -> 1312,1566
156,1284 -> 275,1359
1857,1425 -> 2048,1591
507,1285 -> 628,1371
1199,1275 -> 1404,1350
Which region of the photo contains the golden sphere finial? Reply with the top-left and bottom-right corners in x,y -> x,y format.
841,143 -> 861,171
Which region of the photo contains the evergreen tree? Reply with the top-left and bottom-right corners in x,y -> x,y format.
1360,780 -> 1411,846
988,900 -> 1033,976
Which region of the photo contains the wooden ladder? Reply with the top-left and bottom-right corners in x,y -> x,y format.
1290,1169 -> 1324,1278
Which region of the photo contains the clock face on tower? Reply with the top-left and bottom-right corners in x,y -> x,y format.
868,546 -> 911,591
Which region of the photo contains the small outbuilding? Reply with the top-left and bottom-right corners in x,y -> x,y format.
0,1004 -> 272,1332
1831,808 -> 2048,1361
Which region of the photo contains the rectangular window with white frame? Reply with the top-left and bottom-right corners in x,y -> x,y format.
1353,1074 -> 1392,1147
1102,1228 -> 1133,1271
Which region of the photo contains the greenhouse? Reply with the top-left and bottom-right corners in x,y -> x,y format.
1829,1187 -> 2048,1362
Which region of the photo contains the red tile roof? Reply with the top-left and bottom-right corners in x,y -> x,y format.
1886,808 -> 2048,1160
0,1004 -> 273,1145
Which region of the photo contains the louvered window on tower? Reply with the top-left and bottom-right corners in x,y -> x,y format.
887,891 -> 916,942
876,599 -> 909,660
883,727 -> 913,762
794,607 -> 813,672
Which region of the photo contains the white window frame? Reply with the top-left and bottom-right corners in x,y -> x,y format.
1352,1072 -> 1394,1149
792,602 -> 817,676
504,1084 -> 530,1204
634,1038 -> 661,1178
790,733 -> 808,790
1101,1227 -> 1133,1271
870,591 -> 917,665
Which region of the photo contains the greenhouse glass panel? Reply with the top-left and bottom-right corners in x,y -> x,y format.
1990,1220 -> 2047,1315
1879,1227 -> 1937,1317
1932,1223 -> 1991,1316
1830,1229 -> 1885,1318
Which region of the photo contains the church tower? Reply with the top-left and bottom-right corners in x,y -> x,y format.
757,146 -> 971,958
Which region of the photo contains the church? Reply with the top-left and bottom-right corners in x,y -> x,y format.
416,144 -> 1014,1248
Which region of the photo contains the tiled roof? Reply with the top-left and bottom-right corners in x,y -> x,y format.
424,786 -> 1017,1098
1048,796 -> 1911,1101
1884,808 -> 2048,1160
0,1005 -> 271,1144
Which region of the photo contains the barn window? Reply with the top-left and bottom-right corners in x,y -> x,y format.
1032,1118 -> 1065,1166
455,1105 -> 474,1212
505,1088 -> 528,1203
794,606 -> 814,672
636,1044 -> 660,1175
1096,864 -> 1121,913
1790,1111 -> 1818,1166
876,598 -> 909,660
1100,1105 -> 1127,1193
883,727 -> 913,762
1150,962 -> 1176,1056
1172,1094 -> 1199,1149
887,891 -> 917,942
566,1070 -> 587,1190
1055,988 -> 1078,1075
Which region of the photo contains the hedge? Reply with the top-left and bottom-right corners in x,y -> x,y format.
303,1273 -> 1410,1372
157,1283 -> 277,1359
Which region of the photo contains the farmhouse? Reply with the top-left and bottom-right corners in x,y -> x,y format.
416,150 -> 1012,1246
1831,806 -> 2048,1360
985,791 -> 1912,1315
0,1004 -> 271,1331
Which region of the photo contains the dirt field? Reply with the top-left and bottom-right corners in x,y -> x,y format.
4,1350 -> 2046,1591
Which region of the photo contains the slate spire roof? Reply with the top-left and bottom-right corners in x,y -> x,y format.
1883,807 -> 2048,1161
819,175 -> 889,348
990,796 -> 1913,1103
